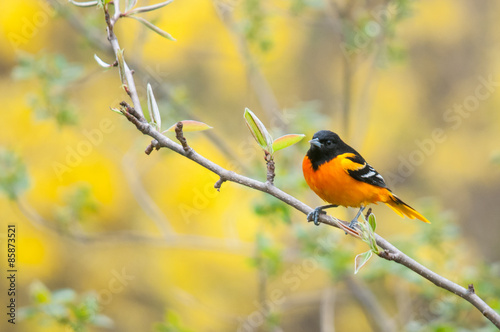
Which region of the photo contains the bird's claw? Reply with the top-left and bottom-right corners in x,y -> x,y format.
346,206 -> 364,231
307,208 -> 325,226
348,219 -> 359,230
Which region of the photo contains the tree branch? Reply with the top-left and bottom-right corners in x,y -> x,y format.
71,2 -> 500,329
104,1 -> 144,118
121,101 -> 500,327
375,236 -> 500,328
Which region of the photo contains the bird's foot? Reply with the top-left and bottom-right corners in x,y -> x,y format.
348,219 -> 359,230
307,208 -> 326,226
344,206 -> 365,234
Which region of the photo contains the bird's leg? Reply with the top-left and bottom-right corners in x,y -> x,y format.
307,204 -> 338,226
348,206 -> 365,230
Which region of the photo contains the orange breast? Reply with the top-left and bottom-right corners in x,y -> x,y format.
302,155 -> 390,207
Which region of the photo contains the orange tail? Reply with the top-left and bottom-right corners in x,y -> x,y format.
384,193 -> 430,223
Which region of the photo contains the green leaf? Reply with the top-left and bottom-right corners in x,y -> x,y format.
357,216 -> 380,254
244,108 -> 273,153
127,16 -> 176,41
368,213 -> 376,232
272,134 -> 305,152
165,120 -> 212,132
147,83 -> 161,131
126,0 -> 173,15
354,250 -> 372,274
110,107 -> 124,115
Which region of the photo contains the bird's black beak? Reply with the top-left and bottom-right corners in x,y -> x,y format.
309,138 -> 322,149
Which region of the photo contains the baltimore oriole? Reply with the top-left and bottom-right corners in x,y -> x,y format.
302,130 -> 430,228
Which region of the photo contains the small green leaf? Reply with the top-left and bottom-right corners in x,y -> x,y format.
368,213 -> 376,232
147,83 -> 161,131
164,120 -> 213,132
110,107 -> 124,115
126,0 -> 173,15
272,134 -> 305,152
358,216 -> 380,254
369,237 -> 379,254
244,108 -> 273,153
94,54 -> 111,68
354,250 -> 372,274
127,16 -> 176,41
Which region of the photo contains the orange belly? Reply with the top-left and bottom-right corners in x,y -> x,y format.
302,155 -> 390,207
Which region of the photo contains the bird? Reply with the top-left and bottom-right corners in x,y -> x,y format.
302,130 -> 430,228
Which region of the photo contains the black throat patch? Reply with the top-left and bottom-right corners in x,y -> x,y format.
306,131 -> 359,171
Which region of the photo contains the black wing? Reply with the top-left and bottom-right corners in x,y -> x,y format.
344,154 -> 388,188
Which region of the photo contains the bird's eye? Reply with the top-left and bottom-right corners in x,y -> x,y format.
325,140 -> 333,146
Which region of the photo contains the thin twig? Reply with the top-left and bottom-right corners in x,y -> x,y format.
265,151 -> 276,185
104,2 -> 144,118
375,235 -> 500,329
214,177 -> 227,191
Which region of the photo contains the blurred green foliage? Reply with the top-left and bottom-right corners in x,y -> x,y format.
241,0 -> 273,52
252,231 -> 283,277
0,149 -> 30,200
54,184 -> 99,229
19,281 -> 113,332
153,310 -> 194,332
12,52 -> 83,126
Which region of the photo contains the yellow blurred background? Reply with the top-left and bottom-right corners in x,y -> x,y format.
1,0 -> 500,331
